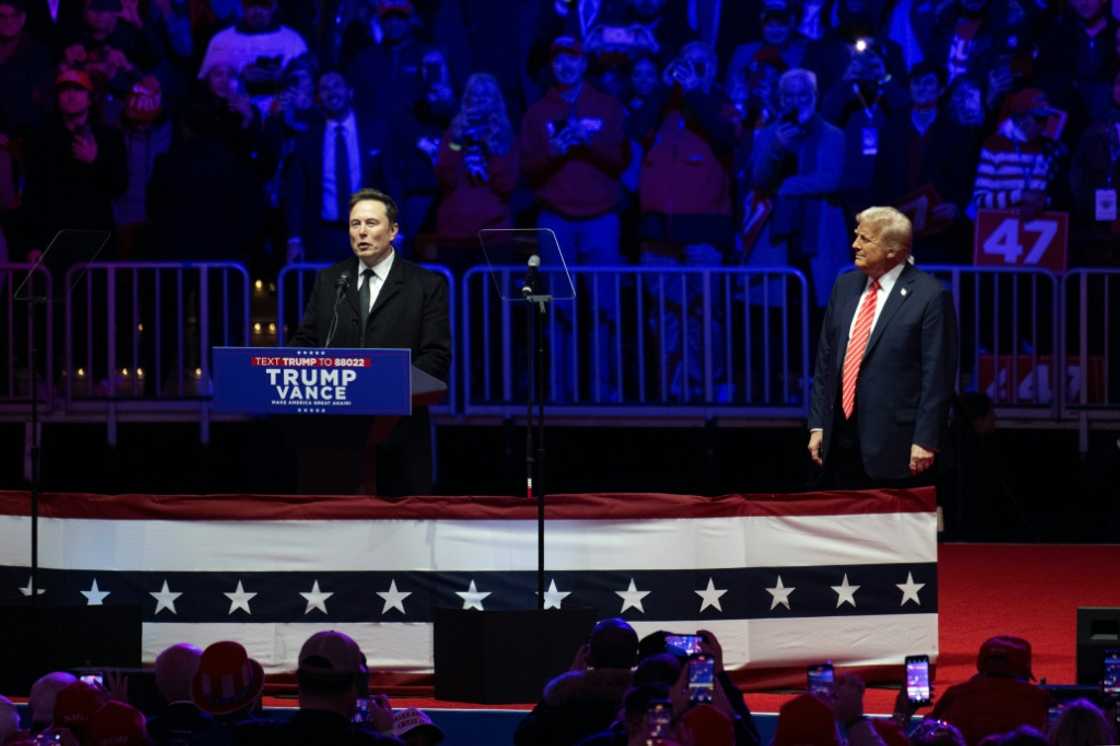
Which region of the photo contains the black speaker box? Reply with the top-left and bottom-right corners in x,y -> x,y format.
433,608 -> 598,704
1076,606 -> 1120,686
0,605 -> 143,696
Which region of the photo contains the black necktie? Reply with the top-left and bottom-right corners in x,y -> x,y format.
334,123 -> 350,223
358,268 -> 374,325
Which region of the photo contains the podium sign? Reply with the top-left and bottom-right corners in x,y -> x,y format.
212,347 -> 412,416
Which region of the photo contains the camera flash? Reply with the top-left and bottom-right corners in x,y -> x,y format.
855,38 -> 868,53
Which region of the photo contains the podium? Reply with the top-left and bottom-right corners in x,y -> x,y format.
212,347 -> 446,415
213,347 -> 447,494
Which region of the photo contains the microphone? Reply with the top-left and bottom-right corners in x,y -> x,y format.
521,254 -> 541,299
334,271 -> 351,297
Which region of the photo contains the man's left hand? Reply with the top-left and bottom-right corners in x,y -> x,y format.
909,444 -> 935,475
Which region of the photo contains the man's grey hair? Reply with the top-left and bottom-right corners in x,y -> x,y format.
29,672 -> 76,727
779,68 -> 818,96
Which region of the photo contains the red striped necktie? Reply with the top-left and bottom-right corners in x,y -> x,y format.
841,278 -> 880,419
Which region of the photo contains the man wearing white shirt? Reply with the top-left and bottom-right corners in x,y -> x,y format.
285,70 -> 386,262
807,206 -> 958,487
289,188 -> 451,496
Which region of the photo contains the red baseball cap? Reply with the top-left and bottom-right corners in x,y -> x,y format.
977,635 -> 1034,679
88,701 -> 148,746
55,68 -> 94,92
53,681 -> 109,736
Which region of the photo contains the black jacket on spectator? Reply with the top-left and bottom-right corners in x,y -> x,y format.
147,702 -> 230,746
0,32 -> 54,135
347,38 -> 427,125
1035,15 -> 1117,121
19,117 -> 128,258
24,0 -> 85,56
234,709 -> 401,746
872,111 -> 980,263
514,668 -> 632,746
284,114 -> 388,248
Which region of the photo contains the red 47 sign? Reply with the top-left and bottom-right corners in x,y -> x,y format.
973,209 -> 1069,272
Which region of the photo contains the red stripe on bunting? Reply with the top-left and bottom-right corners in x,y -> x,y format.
0,488 -> 936,521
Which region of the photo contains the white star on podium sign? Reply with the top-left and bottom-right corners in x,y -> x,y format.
766,575 -> 795,610
224,580 -> 257,615
81,579 -> 110,606
541,579 -> 572,610
695,577 -> 728,612
831,573 -> 860,608
456,580 -> 491,611
150,580 -> 182,615
897,572 -> 926,606
300,580 -> 333,615
615,578 -> 651,613
376,579 -> 412,614
18,577 -> 46,597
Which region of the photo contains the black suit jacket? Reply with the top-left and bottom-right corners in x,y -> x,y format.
289,254 -> 451,495
284,114 -> 388,246
809,263 -> 958,481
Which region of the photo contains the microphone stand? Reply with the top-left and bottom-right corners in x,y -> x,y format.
523,284 -> 551,610
323,275 -> 350,348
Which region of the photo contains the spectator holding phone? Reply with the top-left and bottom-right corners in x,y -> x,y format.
18,68 -> 127,265
198,0 -> 309,114
929,636 -> 1049,745
514,618 -> 638,746
434,73 -> 518,245
236,630 -> 399,745
747,68 -> 847,312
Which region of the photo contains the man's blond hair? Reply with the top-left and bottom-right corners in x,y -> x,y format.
856,206 -> 912,256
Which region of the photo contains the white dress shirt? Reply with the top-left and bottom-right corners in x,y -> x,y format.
356,250 -> 394,315
322,112 -> 361,222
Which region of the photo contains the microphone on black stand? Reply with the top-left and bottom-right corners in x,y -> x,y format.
521,254 -> 541,299
324,271 -> 350,347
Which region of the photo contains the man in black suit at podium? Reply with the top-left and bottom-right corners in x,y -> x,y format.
290,188 -> 451,497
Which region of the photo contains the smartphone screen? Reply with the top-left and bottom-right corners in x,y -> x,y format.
351,695 -> 368,724
665,634 -> 703,656
1103,649 -> 1120,695
645,699 -> 672,738
905,655 -> 932,706
79,674 -> 103,688
807,663 -> 834,696
688,656 -> 716,704
1047,705 -> 1063,732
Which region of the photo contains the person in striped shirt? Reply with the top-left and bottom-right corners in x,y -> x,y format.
971,88 -> 1065,217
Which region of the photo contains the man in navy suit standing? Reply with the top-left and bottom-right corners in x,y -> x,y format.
808,206 -> 958,488
285,70 -> 387,262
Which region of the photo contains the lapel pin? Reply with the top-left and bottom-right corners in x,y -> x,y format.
900,288 -> 908,297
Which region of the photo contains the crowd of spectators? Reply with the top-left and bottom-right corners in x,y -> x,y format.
0,624 -> 1117,746
1,0 -> 1118,291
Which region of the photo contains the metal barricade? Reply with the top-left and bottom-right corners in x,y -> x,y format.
63,262 -> 251,441
276,262 -> 458,414
1061,270 -> 1120,447
920,265 -> 1060,418
461,265 -> 811,418
0,263 -> 53,408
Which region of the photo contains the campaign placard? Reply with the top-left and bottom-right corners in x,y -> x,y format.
212,347 -> 412,415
